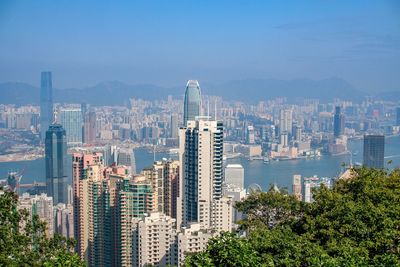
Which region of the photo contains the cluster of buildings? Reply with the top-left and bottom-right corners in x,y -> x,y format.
1,72 -> 394,267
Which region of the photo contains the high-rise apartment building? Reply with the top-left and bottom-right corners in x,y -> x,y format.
363,135 -> 385,169
60,108 -> 83,144
54,203 -> 74,238
177,223 -> 213,266
132,212 -> 177,267
45,124 -> 68,205
83,111 -> 96,144
142,159 -> 179,218
72,152 -> 103,262
333,106 -> 345,137
224,164 -> 244,189
40,72 -> 53,140
116,175 -> 154,267
177,118 -> 225,230
183,80 -> 202,126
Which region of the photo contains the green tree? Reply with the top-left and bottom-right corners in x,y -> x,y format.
0,188 -> 85,266
184,232 -> 262,267
185,168 -> 400,266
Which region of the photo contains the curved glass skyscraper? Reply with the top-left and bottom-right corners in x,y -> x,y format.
183,80 -> 202,126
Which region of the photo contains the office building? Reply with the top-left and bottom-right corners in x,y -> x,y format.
224,164 -> 244,189
40,72 -> 53,140
334,106 -> 345,137
183,80 -> 202,126
83,111 -> 96,144
45,124 -> 68,205
177,118 -> 225,230
363,135 -> 385,169
246,125 -> 255,144
292,174 -> 302,201
60,108 -> 83,144
132,212 -> 177,267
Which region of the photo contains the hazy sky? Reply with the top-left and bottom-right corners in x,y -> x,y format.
0,0 -> 399,92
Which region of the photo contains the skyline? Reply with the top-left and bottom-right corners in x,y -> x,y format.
0,1 -> 399,93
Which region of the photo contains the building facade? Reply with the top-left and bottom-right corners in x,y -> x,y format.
45,124 -> 68,204
40,71 -> 53,140
183,80 -> 202,126
363,135 -> 385,169
60,108 -> 83,144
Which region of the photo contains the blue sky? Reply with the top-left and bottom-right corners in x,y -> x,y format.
0,0 -> 399,92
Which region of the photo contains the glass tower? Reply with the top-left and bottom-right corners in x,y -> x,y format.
183,80 -> 202,126
60,108 -> 83,144
45,124 -> 68,204
363,135 -> 385,169
334,106 -> 345,137
40,72 -> 53,140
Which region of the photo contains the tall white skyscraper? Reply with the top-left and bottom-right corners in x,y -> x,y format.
177,118 -> 226,230
280,109 -> 293,136
60,108 -> 83,144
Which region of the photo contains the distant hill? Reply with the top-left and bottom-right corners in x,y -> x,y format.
375,91 -> 400,102
0,77 -> 374,105
203,77 -> 365,103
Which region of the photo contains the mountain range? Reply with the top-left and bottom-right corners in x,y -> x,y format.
0,77 -> 396,106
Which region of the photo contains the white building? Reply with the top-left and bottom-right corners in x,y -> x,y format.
177,223 -> 213,266
224,164 -> 244,189
132,212 -> 177,267
304,176 -> 332,203
177,118 -> 224,231
223,186 -> 246,224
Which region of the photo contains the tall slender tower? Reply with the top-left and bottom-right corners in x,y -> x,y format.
334,106 -> 345,137
40,72 -> 53,140
177,118 -> 224,230
45,124 -> 67,204
183,80 -> 202,126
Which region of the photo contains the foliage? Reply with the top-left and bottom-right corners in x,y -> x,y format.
185,168 -> 400,266
184,232 -> 261,267
0,189 -> 85,267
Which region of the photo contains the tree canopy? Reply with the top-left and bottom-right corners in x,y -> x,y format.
0,189 -> 84,267
185,168 -> 400,266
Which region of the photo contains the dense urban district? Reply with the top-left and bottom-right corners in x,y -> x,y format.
0,72 -> 399,266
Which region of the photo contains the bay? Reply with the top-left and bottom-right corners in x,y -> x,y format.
0,136 -> 399,193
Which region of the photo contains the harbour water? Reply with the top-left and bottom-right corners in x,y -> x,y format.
0,136 -> 399,193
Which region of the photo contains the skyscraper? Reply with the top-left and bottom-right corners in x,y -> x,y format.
170,113 -> 179,139
83,111 -> 96,144
177,118 -> 224,230
279,109 -> 293,139
60,108 -> 83,144
363,135 -> 385,169
292,174 -> 302,200
45,124 -> 67,205
183,80 -> 202,126
40,72 -> 53,140
334,106 -> 345,137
